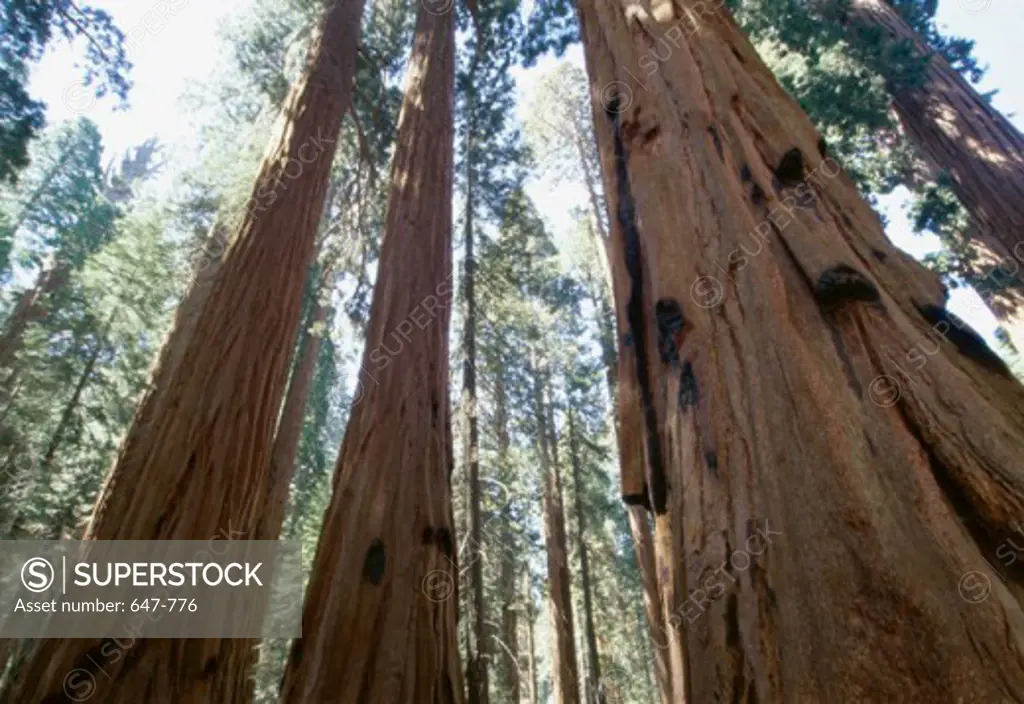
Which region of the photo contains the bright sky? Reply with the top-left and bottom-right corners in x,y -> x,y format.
27,0 -> 1024,351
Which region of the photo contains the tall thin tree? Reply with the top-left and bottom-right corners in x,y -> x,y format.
280,2 -> 462,700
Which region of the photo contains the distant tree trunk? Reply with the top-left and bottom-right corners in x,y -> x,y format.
625,506 -> 672,704
578,2 -> 1024,701
492,365 -> 520,704
463,51 -> 489,704
280,3 -> 461,701
533,360 -> 580,704
40,309 -> 116,468
0,264 -> 69,374
5,0 -> 363,700
524,570 -> 539,704
567,409 -> 604,704
847,0 -> 1024,352
259,268 -> 331,540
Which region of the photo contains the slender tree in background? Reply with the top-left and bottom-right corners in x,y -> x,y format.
461,36 -> 488,704
280,2 -> 462,700
532,355 -> 580,704
567,407 -> 603,704
577,1 -> 1024,700
5,0 -> 365,699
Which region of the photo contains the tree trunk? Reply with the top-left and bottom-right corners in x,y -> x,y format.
567,410 -> 604,704
40,309 -> 116,468
280,3 -> 461,701
577,2 -> 1024,702
847,0 -> 1024,352
463,58 -> 489,704
533,360 -> 580,704
259,271 -> 331,540
524,570 -> 539,704
0,264 -> 69,374
4,0 -> 363,700
625,505 -> 672,704
492,365 -> 520,704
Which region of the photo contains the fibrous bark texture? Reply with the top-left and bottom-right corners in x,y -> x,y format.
260,273 -> 331,541
849,0 -> 1024,352
5,0 -> 362,700
577,1 -> 1024,701
280,3 -> 462,701
533,364 -> 581,704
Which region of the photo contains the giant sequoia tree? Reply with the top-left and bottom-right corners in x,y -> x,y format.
5,0 -> 365,700
279,2 -> 462,701
576,1 -> 1024,700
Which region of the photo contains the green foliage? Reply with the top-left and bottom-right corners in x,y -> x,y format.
0,0 -> 132,183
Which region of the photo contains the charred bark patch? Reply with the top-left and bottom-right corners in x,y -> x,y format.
605,101 -> 668,516
656,298 -> 686,366
815,265 -> 881,309
774,148 -> 805,186
362,539 -> 387,585
679,361 -> 700,411
705,450 -> 719,476
432,527 -> 454,558
709,126 -> 724,159
623,489 -> 653,512
750,183 -> 765,207
916,303 -> 1011,376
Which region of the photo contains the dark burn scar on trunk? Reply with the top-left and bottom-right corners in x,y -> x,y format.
917,303 -> 1011,376
656,298 -> 686,366
679,361 -> 700,410
774,147 -> 805,186
708,126 -> 724,159
362,539 -> 387,585
704,450 -> 718,476
815,265 -> 880,309
434,527 -> 454,558
751,183 -> 765,207
605,96 -> 668,516
623,489 -> 653,512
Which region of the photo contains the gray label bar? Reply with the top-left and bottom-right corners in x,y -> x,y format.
0,541 -> 302,638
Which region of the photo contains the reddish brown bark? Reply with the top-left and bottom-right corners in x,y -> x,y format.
533,361 -> 580,704
463,63 -> 488,703
578,1 -> 1024,701
259,273 -> 331,541
567,409 -> 604,704
0,264 -> 69,375
280,3 -> 461,701
4,0 -> 363,700
524,570 -> 539,704
848,0 -> 1024,352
